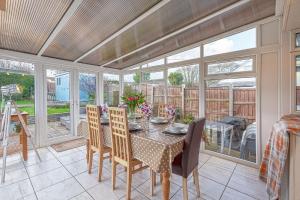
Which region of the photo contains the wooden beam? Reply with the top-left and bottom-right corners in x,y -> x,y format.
74,0 -> 171,63
99,0 -> 251,68
0,0 -> 6,11
37,0 -> 83,56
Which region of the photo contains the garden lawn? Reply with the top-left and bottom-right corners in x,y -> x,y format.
19,106 -> 70,116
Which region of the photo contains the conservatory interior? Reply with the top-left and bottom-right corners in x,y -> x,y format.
0,0 -> 300,200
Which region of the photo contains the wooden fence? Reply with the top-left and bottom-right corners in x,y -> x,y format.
139,84 -> 256,122
205,87 -> 256,123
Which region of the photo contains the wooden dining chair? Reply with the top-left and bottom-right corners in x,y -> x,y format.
158,104 -> 168,118
86,105 -> 111,182
108,107 -> 152,200
171,118 -> 206,200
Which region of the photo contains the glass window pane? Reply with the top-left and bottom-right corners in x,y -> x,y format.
296,56 -> 300,111
79,73 -> 96,119
205,77 -> 256,163
0,59 -> 36,139
124,74 -> 135,83
167,64 -> 199,119
103,73 -> 119,106
148,59 -> 164,67
142,71 -> 164,81
296,33 -> 300,47
123,73 -> 140,97
204,28 -> 256,57
207,58 -> 253,75
167,47 -> 200,63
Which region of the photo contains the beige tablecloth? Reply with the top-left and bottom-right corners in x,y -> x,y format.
78,120 -> 184,173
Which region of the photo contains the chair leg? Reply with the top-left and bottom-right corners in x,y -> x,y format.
182,177 -> 188,200
86,140 -> 90,164
126,166 -> 132,200
88,149 -> 93,174
98,151 -> 104,182
193,168 -> 200,197
112,160 -> 116,190
150,170 -> 156,196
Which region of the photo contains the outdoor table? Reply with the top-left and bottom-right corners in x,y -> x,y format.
78,119 -> 185,200
10,112 -> 29,161
205,120 -> 234,155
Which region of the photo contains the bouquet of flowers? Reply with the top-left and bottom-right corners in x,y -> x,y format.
139,102 -> 152,119
165,104 -> 176,120
121,92 -> 145,115
101,103 -> 108,114
101,103 -> 108,118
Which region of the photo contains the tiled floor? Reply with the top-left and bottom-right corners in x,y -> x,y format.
0,146 -> 269,200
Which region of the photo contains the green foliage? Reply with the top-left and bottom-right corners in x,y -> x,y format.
168,72 -> 183,86
0,72 -> 34,100
121,91 -> 145,112
133,72 -> 150,83
182,113 -> 195,124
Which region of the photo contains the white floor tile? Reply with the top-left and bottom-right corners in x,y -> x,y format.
136,179 -> 180,200
69,192 -> 94,200
30,167 -> 71,191
65,159 -> 92,176
26,159 -> 62,177
228,170 -> 268,200
188,176 -> 225,200
221,187 -> 256,200
199,162 -> 233,185
57,150 -> 85,166
0,179 -> 34,200
206,157 -> 236,172
36,178 -> 84,200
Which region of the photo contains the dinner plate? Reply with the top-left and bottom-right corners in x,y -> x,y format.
128,123 -> 142,131
101,117 -> 109,125
150,117 -> 168,124
164,123 -> 188,135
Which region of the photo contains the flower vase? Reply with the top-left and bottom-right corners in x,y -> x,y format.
128,106 -> 136,122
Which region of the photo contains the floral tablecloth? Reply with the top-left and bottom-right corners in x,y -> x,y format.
78,120 -> 184,173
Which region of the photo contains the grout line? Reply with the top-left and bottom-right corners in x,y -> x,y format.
20,152 -> 39,200
219,163 -> 237,200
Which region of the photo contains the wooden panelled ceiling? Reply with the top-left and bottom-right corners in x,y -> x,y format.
103,0 -> 276,69
0,0 -> 72,54
42,0 -> 160,61
0,0 -> 276,69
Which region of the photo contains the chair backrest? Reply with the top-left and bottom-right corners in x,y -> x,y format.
181,118 -> 206,177
86,105 -> 104,149
108,107 -> 132,165
158,104 -> 167,118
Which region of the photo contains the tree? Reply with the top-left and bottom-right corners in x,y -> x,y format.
180,65 -> 199,87
133,72 -> 150,83
168,72 -> 183,86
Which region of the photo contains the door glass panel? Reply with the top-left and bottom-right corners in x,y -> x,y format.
46,70 -> 71,139
79,73 -> 96,120
205,77 -> 256,163
0,59 -> 36,140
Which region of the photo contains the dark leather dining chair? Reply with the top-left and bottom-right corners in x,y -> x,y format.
172,118 -> 206,200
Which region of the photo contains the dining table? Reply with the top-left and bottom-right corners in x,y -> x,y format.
78,119 -> 185,200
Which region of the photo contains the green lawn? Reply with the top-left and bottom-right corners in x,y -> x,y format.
15,100 -> 34,105
19,106 -> 70,116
